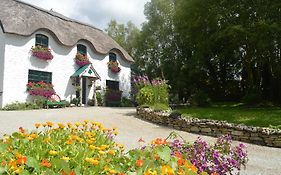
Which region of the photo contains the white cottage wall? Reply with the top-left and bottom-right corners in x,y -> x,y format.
0,28 -> 5,107
1,31 -> 132,107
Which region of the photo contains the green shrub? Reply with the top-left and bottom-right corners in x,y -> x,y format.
70,98 -> 80,106
191,91 -> 211,107
96,91 -> 103,106
2,101 -> 40,111
242,93 -> 262,106
32,96 -> 47,108
120,97 -> 133,107
151,103 -> 170,111
136,86 -> 155,105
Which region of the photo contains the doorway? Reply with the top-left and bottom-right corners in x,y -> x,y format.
82,77 -> 87,104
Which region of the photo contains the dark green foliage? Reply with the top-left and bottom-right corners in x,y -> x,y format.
96,92 -> 103,106
71,98 -> 80,106
106,0 -> 281,105
120,97 -> 133,107
242,93 -> 262,106
191,91 -> 211,107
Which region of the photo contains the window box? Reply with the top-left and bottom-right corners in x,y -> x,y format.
107,60 -> 121,73
26,81 -> 55,98
31,45 -> 54,61
75,53 -> 90,67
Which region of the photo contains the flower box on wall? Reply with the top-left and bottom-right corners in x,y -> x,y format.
31,45 -> 54,61
75,53 -> 90,67
26,81 -> 55,98
107,61 -> 121,73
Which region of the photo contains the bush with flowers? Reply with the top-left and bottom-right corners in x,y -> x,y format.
0,121 -> 248,175
75,53 -> 91,67
107,61 -> 121,73
31,45 -> 54,61
26,81 -> 55,98
134,76 -> 169,110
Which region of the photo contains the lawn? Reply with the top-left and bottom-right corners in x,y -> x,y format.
177,103 -> 281,128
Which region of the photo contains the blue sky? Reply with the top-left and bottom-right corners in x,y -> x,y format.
22,0 -> 149,30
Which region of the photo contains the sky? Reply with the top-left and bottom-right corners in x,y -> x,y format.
21,0 -> 150,30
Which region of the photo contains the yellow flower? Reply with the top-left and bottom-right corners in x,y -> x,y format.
65,139 -> 73,145
43,137 -> 51,143
61,156 -> 70,161
58,123 -> 65,129
108,150 -> 115,156
49,150 -> 58,156
84,120 -> 89,124
14,168 -> 22,174
108,169 -> 117,174
161,165 -> 174,175
86,139 -> 94,145
67,122 -> 73,128
114,131 -> 119,135
46,122 -> 54,127
34,123 -> 41,128
75,122 -> 81,127
145,168 -> 158,175
100,145 -> 109,150
98,150 -> 106,155
30,133 -> 38,139
85,157 -> 99,165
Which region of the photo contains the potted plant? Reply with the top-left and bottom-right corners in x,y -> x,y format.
31,45 -> 54,61
75,53 -> 90,67
107,60 -> 121,73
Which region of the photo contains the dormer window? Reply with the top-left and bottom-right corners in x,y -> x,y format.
109,53 -> 117,62
77,44 -> 87,55
35,34 -> 49,48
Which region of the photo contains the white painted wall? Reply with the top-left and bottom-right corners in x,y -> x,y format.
1,30 -> 132,107
0,28 -> 5,107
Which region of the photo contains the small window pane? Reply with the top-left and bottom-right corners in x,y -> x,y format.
35,34 -> 49,48
109,53 -> 117,61
28,70 -> 52,83
77,44 -> 87,55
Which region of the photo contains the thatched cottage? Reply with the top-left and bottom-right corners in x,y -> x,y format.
0,0 -> 134,107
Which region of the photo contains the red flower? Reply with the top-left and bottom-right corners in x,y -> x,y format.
19,127 -> 25,133
41,159 -> 51,168
138,137 -> 145,143
136,159 -> 143,167
17,156 -> 27,165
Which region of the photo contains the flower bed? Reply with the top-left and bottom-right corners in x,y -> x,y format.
107,61 -> 121,73
75,53 -> 90,67
0,121 -> 248,174
26,81 -> 55,98
31,46 -> 53,61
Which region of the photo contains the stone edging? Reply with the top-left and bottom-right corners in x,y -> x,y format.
136,107 -> 281,148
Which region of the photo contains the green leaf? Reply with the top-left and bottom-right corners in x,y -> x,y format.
20,170 -> 30,175
26,156 -> 40,171
0,143 -> 8,152
156,146 -> 171,162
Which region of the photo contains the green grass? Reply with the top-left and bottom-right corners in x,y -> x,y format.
177,103 -> 281,128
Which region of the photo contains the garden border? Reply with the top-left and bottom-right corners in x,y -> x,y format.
136,107 -> 281,148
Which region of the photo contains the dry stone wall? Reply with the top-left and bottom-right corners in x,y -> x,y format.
136,107 -> 281,148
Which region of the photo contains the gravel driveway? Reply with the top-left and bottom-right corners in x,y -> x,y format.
0,107 -> 280,174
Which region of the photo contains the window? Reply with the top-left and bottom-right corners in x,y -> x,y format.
109,53 -> 117,61
28,70 -> 52,83
106,80 -> 119,90
35,34 -> 49,48
77,44 -> 87,55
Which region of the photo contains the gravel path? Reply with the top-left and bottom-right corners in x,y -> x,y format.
0,107 -> 280,174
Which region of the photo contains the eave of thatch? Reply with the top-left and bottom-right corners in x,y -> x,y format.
0,0 -> 134,62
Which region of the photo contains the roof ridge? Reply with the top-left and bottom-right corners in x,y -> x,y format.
14,0 -> 103,32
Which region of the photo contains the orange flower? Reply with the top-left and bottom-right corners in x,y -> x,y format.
41,159 -> 51,168
174,151 -> 182,158
118,173 -> 126,175
35,123 -> 41,128
136,159 -> 143,167
161,165 -> 174,175
155,155 -> 160,161
17,156 -> 27,165
211,173 -> 218,175
177,158 -> 185,166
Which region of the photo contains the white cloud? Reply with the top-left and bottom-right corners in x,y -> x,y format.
21,0 -> 149,30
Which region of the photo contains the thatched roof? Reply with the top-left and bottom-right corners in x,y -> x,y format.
0,0 -> 134,62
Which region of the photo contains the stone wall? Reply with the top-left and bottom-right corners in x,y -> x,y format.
136,107 -> 281,148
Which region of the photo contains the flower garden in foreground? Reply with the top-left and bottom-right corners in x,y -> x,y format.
0,121 -> 248,175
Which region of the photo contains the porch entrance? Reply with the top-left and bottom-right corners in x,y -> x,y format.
82,77 -> 87,104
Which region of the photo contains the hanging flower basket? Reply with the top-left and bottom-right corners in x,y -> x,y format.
107,60 -> 121,73
75,53 -> 90,67
31,46 -> 54,61
26,81 -> 55,98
